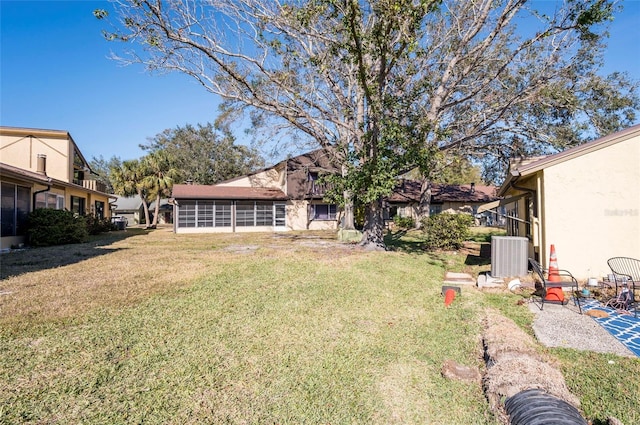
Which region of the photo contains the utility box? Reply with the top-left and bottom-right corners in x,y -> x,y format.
491,236 -> 528,278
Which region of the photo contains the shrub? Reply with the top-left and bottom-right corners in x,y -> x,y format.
422,212 -> 473,250
393,215 -> 415,229
85,214 -> 114,235
27,209 -> 89,247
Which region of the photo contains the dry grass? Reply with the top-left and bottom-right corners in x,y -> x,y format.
1,228 -> 639,425
0,228 -> 357,329
1,228 -> 494,424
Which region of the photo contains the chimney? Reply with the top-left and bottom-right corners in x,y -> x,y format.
470,182 -> 475,193
36,154 -> 47,175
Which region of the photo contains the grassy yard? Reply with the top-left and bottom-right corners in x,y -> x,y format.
1,227 -> 638,424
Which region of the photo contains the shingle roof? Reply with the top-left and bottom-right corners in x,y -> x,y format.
113,195 -> 144,210
386,180 -> 499,203
0,162 -> 52,184
172,184 -> 288,201
499,124 -> 640,196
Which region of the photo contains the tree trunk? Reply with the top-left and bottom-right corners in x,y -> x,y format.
139,190 -> 152,228
342,190 -> 355,230
359,198 -> 386,250
340,164 -> 355,230
415,177 -> 432,229
151,194 -> 161,228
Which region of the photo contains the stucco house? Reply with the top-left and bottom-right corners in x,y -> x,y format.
0,126 -> 113,249
171,150 -> 341,233
494,124 -> 640,280
171,149 -> 502,233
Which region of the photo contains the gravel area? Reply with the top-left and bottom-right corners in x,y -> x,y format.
528,301 -> 634,357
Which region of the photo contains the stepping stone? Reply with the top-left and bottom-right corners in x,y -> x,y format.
444,271 -> 475,285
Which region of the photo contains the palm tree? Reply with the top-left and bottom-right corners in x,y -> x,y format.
110,159 -> 152,228
142,151 -> 179,228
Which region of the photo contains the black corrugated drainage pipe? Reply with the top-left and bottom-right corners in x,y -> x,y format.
505,389 -> 588,425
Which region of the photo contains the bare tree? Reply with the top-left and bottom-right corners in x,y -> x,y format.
402,0 -> 638,219
96,0 -> 637,246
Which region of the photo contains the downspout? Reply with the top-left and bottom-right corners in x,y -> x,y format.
108,196 -> 118,218
32,180 -> 52,210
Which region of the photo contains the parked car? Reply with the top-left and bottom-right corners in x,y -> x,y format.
111,215 -> 128,229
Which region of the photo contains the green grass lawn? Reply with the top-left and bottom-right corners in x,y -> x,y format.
1,228 -> 638,424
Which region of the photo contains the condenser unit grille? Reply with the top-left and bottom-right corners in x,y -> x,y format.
491,236 -> 528,278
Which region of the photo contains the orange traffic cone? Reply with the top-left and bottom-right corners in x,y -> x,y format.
444,288 -> 456,307
548,244 -> 561,282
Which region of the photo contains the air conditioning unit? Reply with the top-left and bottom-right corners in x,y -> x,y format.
491,236 -> 529,278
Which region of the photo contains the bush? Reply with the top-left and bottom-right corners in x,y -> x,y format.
422,212 -> 473,250
27,209 -> 89,247
85,214 -> 115,235
393,215 -> 415,229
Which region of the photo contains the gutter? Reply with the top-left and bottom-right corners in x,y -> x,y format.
32,177 -> 52,209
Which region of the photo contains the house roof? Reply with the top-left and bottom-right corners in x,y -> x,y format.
284,149 -> 341,172
386,179 -> 499,204
499,124 -> 640,196
172,184 -> 288,201
219,148 -> 341,185
0,161 -> 53,184
113,195 -> 144,211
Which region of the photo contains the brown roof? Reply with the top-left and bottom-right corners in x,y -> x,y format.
0,162 -> 53,184
285,149 -> 341,172
172,184 -> 288,201
499,124 -> 640,196
386,180 -> 499,203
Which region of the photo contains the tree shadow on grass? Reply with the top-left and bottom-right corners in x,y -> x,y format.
384,230 -> 430,254
0,228 -> 149,280
464,242 -> 492,266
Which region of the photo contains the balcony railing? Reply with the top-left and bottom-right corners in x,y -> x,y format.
74,179 -> 108,193
306,180 -> 333,197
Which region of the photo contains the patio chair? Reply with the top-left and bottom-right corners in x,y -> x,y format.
607,257 -> 639,317
529,258 -> 581,313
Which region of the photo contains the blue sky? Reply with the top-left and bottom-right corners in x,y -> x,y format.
1,1 -> 640,164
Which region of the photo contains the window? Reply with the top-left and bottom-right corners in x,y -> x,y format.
35,192 -> 64,210
1,182 -> 30,237
215,201 -> 232,227
177,200 -> 281,228
255,201 -> 274,226
310,204 -> 337,220
384,206 -> 398,220
275,204 -> 286,227
197,201 -> 214,227
429,204 -> 442,215
507,203 -> 519,236
95,201 -> 105,219
70,196 -> 86,215
178,201 -> 196,228
236,201 -> 255,226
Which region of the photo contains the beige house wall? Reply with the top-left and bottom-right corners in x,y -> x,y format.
540,136 -> 640,280
1,128 -> 114,249
503,133 -> 640,280
287,200 -> 339,231
217,167 -> 285,190
1,132 -> 74,182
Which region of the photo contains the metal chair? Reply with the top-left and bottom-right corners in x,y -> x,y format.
607,257 -> 639,317
529,258 -> 581,313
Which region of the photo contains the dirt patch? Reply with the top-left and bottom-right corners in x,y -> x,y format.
441,359 -> 481,383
